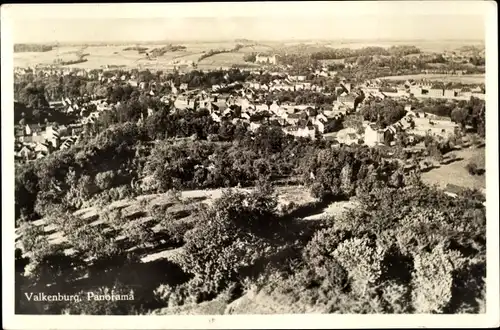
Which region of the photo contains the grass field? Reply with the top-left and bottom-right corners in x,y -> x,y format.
197,52 -> 251,69
379,74 -> 485,84
421,146 -> 486,191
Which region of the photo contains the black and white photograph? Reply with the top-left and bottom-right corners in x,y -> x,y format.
1,1 -> 498,329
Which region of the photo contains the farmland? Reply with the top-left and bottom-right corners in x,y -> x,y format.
13,42 -> 268,70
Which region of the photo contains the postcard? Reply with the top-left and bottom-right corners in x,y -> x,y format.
1,1 -> 498,329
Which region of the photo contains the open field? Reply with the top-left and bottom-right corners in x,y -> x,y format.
379,73 -> 485,84
238,45 -> 274,53
14,44 -> 184,69
422,146 -> 486,191
14,42 -> 268,70
197,52 -> 254,69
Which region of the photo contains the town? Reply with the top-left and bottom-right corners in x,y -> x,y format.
14,55 -> 485,163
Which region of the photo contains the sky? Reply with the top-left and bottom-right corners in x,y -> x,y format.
5,2 -> 488,43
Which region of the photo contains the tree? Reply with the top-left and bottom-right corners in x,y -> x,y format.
450,108 -> 469,128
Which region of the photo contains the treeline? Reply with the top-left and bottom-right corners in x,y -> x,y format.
54,58 -> 89,66
149,44 -> 187,57
198,44 -> 246,62
14,102 -> 77,126
14,44 -> 53,53
123,46 -> 148,52
310,45 -> 421,60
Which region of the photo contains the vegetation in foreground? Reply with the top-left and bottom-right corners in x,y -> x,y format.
16,178 -> 486,314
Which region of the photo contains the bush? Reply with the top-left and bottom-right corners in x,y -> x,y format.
332,237 -> 384,296
101,208 -> 124,229
465,162 -> 478,175
20,223 -> 50,261
411,243 -> 463,313
95,171 -> 116,190
161,219 -> 193,245
122,221 -> 154,247
176,187 -> 285,299
68,224 -> 119,259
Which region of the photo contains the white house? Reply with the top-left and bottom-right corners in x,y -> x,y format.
255,54 -> 277,65
364,124 -> 385,147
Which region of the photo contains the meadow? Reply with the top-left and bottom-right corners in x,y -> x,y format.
422,146 -> 486,191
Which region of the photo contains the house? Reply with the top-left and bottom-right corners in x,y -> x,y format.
409,86 -> 423,96
15,128 -> 25,140
315,113 -> 328,124
428,88 -> 444,97
285,113 -> 302,126
17,145 -> 34,160
444,89 -> 456,98
283,123 -> 316,140
25,124 -> 44,136
255,54 -> 277,65
340,82 -> 352,93
174,97 -> 189,110
269,101 -> 280,114
180,83 -> 189,91
337,95 -> 357,110
249,122 -> 262,132
60,136 -> 78,150
34,141 -> 53,156
70,125 -> 84,136
49,100 -> 64,108
241,112 -> 251,120
364,124 -> 385,147
471,86 -> 483,93
336,127 -> 359,145
315,118 -> 327,133
211,112 -> 222,123
20,134 -> 45,144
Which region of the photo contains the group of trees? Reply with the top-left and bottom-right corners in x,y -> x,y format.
300,145 -> 409,200
309,45 -> 421,61
14,43 -> 53,52
249,182 -> 485,314
15,175 -> 486,314
198,44 -> 245,62
450,97 -> 486,137
14,115 -> 317,223
149,44 -> 187,57
358,98 -> 407,128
